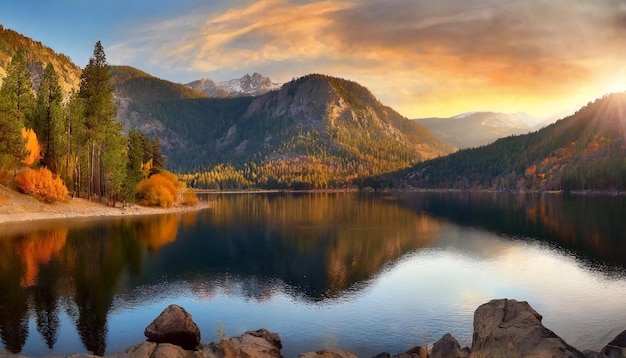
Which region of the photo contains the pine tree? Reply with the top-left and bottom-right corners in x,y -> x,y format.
0,50 -> 32,168
124,128 -> 145,201
78,41 -> 121,201
34,63 -> 64,173
151,137 -> 164,174
64,92 -> 87,197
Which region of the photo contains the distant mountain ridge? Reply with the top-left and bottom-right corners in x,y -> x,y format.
414,111 -> 547,149
187,72 -> 282,97
404,93 -> 626,191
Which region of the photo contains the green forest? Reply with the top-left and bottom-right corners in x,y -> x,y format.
0,42 -> 170,204
400,93 -> 626,192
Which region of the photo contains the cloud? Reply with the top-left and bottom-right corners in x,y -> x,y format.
109,0 -> 626,117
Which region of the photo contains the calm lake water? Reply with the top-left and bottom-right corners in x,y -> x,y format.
1,192 -> 626,357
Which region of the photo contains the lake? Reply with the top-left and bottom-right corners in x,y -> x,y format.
1,192 -> 625,357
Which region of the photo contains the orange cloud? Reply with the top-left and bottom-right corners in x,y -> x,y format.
109,0 -> 626,118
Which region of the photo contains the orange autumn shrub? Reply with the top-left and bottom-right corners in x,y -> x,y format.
159,170 -> 185,190
136,173 -> 177,208
15,167 -> 68,202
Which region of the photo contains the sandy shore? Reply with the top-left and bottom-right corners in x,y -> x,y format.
0,185 -> 211,226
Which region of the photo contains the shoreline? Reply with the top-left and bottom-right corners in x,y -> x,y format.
0,185 -> 212,227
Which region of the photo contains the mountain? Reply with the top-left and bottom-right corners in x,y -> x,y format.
414,112 -> 544,149
186,72 -> 282,97
403,92 -> 626,191
0,25 -> 81,94
112,69 -> 456,188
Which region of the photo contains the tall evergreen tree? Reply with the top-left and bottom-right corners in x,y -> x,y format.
0,50 -> 32,168
151,137 -> 164,174
34,63 -> 64,173
124,128 -> 145,200
78,41 -> 122,201
65,92 -> 87,197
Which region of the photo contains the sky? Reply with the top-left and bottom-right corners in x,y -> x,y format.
3,0 -> 626,119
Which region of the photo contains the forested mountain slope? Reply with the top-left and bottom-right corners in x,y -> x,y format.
0,25 -> 81,94
404,93 -> 626,191
111,69 -> 456,188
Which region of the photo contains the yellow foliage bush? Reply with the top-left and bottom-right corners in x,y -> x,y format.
15,167 -> 68,203
181,188 -> 198,206
136,173 -> 177,208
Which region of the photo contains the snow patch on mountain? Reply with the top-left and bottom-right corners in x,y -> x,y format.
187,73 -> 282,97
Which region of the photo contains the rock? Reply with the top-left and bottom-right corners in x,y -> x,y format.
471,298 -> 585,358
144,304 -> 201,350
372,353 -> 392,358
601,329 -> 626,357
583,350 -> 607,358
247,328 -> 283,350
205,329 -> 282,358
392,346 -> 428,358
125,341 -> 158,358
151,343 -> 198,358
430,333 -> 470,358
297,350 -> 358,358
124,341 -> 198,358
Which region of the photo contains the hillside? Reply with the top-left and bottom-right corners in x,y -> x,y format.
414,112 -> 545,149
0,25 -> 81,94
111,69 -> 456,188
403,92 -> 626,191
187,72 -> 282,97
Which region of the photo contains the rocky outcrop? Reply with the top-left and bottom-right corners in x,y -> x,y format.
125,341 -> 197,358
67,300 -> 626,358
470,299 -> 585,358
204,329 -> 282,358
430,333 -> 469,358
601,329 -> 626,357
144,304 -> 201,350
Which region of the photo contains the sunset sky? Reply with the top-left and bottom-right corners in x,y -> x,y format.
3,0 -> 626,118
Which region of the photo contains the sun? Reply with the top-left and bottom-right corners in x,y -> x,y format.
606,81 -> 626,94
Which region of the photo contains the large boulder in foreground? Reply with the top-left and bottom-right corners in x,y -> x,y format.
205,328 -> 282,358
431,333 -> 470,358
144,304 -> 201,350
471,299 -> 585,358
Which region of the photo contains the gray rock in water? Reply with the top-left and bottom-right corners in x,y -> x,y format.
601,329 -> 626,357
205,328 -> 283,358
430,333 -> 470,358
144,304 -> 201,350
297,350 -> 358,358
471,298 -> 585,358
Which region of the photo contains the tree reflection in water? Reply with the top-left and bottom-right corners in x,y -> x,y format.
0,192 -> 625,355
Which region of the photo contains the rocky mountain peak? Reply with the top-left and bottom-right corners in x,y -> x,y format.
187,72 -> 282,97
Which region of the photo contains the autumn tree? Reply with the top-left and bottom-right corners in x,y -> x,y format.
34,63 -> 64,173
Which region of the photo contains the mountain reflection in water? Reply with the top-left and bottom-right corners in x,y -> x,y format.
0,192 -> 624,356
